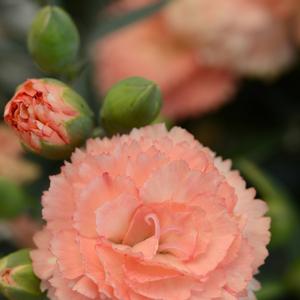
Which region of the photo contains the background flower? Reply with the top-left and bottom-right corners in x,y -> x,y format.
164,0 -> 295,77
31,124 -> 270,300
0,124 -> 39,184
95,16 -> 236,119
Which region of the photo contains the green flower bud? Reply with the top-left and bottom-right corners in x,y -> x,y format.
100,77 -> 162,135
4,78 -> 94,160
28,5 -> 80,75
0,178 -> 27,220
0,250 -> 46,300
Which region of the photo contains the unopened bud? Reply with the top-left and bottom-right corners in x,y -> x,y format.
28,6 -> 80,74
4,78 -> 94,160
0,249 -> 45,300
100,77 -> 162,135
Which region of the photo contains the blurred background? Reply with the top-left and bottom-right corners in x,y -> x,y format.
0,1 -> 299,299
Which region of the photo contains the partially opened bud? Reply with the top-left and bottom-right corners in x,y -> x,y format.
28,6 -> 80,74
4,78 -> 94,160
100,77 -> 162,135
0,249 -> 45,300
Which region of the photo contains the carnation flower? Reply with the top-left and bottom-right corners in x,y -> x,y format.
31,124 -> 270,300
4,78 -> 93,159
94,17 -> 236,119
0,124 -> 39,183
164,0 -> 294,77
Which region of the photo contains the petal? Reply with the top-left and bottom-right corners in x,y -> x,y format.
75,175 -> 137,238
96,194 -> 140,243
51,230 -> 84,280
140,160 -> 190,203
72,276 -> 98,299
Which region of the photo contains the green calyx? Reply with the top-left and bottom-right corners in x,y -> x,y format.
0,250 -> 46,300
28,5 -> 80,75
100,77 -> 162,135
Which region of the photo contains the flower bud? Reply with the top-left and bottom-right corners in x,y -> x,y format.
28,6 -> 80,74
4,78 -> 94,160
0,178 -> 27,219
0,249 -> 45,300
100,77 -> 162,135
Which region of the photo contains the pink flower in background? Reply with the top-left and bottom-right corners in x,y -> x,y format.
106,0 -> 159,14
164,0 -> 295,77
4,79 -> 78,152
0,215 -> 42,248
0,124 -> 39,184
293,5 -> 300,45
95,17 -> 236,119
31,124 -> 270,300
257,0 -> 298,20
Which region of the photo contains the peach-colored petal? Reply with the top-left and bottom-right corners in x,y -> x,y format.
31,228 -> 56,280
51,230 -> 84,280
72,276 -> 98,299
140,160 -> 190,203
96,194 -> 140,243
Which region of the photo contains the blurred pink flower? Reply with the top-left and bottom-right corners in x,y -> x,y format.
164,0 -> 295,77
257,0 -> 298,20
31,124 -> 270,300
0,124 -> 39,184
0,215 -> 42,248
95,17 -> 236,119
106,0 -> 159,14
4,79 -> 78,152
292,4 -> 300,45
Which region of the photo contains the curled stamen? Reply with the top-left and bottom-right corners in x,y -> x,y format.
145,213 -> 161,240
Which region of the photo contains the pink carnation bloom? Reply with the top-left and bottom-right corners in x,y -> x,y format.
31,124 -> 270,300
4,79 -> 77,152
0,124 -> 39,183
164,0 -> 295,77
95,17 -> 236,119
